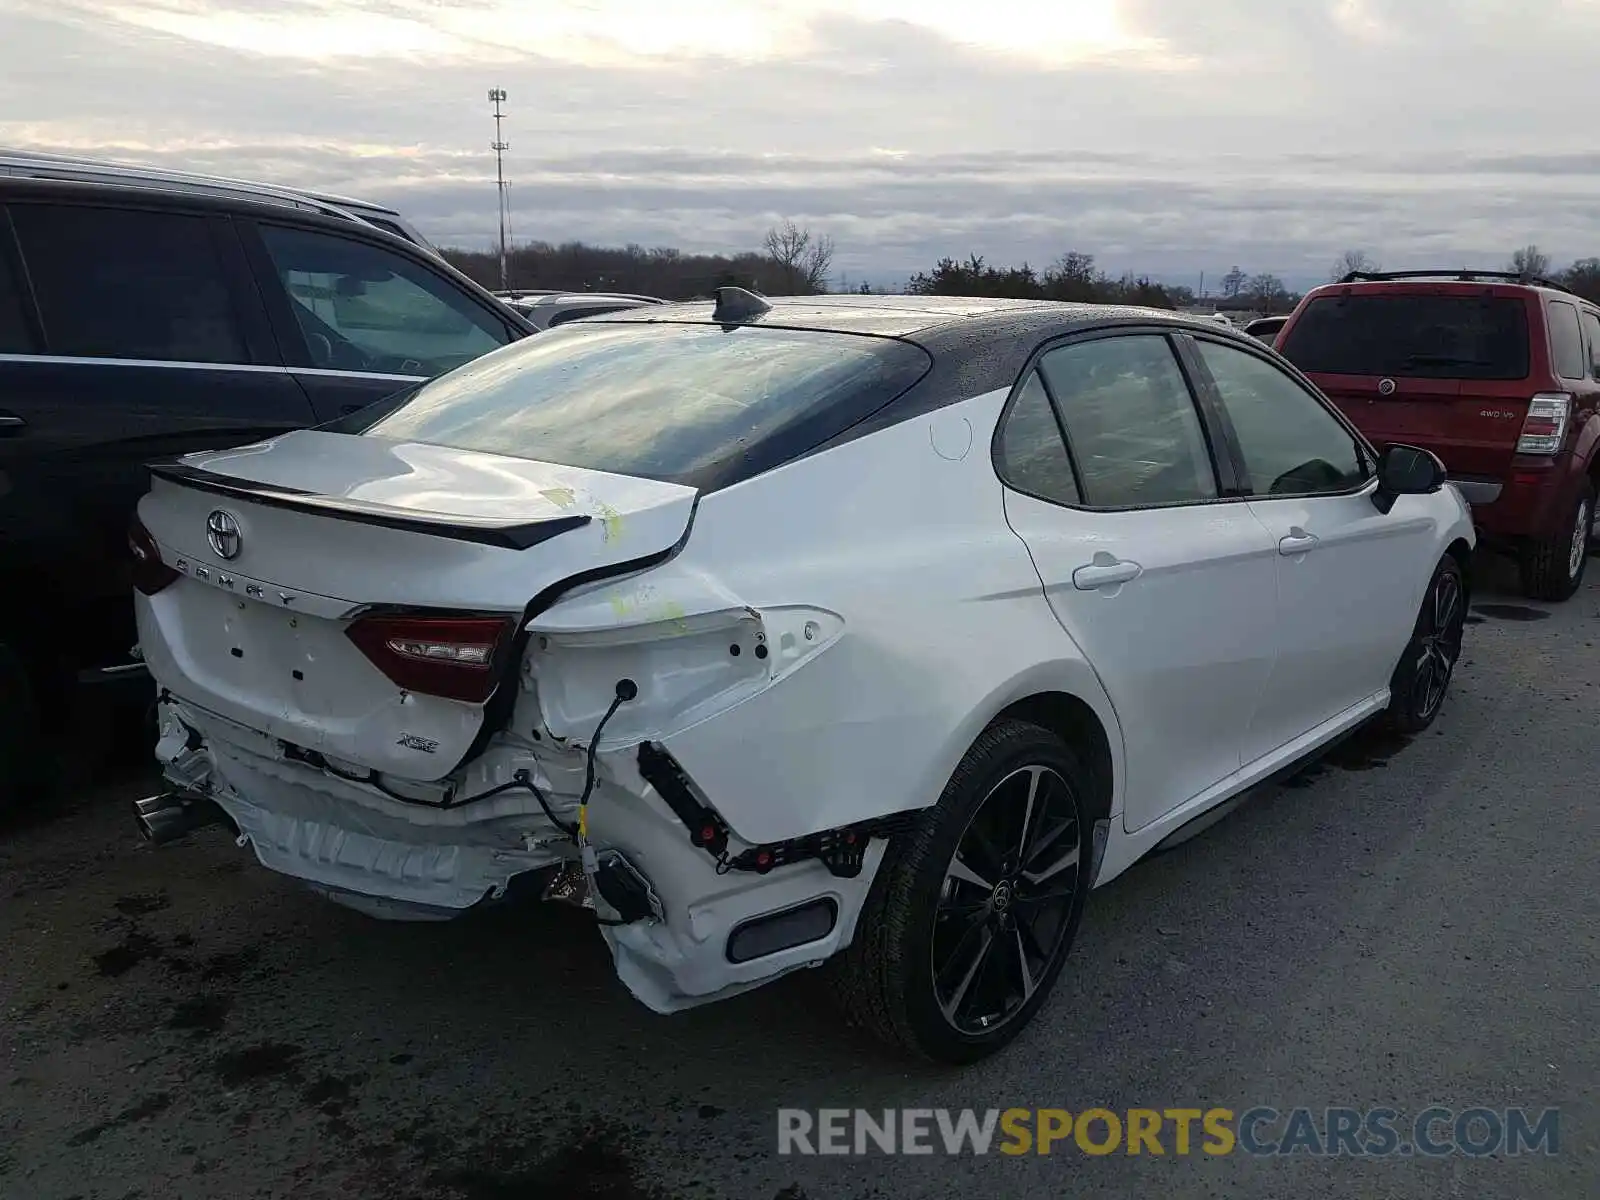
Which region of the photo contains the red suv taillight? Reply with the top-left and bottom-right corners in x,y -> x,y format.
345,614 -> 517,703
1516,392 -> 1571,455
129,515 -> 181,596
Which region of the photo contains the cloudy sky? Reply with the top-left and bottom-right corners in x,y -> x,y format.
4,0 -> 1599,288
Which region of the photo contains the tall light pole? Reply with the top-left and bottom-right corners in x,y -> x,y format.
488,87 -> 509,290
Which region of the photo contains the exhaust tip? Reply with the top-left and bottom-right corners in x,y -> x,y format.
132,792 -> 234,846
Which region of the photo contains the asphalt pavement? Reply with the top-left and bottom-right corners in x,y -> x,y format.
2,551 -> 1596,1199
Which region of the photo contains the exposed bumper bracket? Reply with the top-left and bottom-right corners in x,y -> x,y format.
636,740 -> 916,880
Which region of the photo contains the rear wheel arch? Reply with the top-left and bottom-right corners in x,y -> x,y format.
991,691 -> 1114,829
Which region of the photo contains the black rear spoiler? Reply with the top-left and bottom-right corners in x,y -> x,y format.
147,461 -> 590,551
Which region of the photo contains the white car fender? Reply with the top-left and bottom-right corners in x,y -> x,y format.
528,388 -> 1127,847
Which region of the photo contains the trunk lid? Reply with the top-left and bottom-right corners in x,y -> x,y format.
1280,286 -> 1540,478
137,430 -> 696,780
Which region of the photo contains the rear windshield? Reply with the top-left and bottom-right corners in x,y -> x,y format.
353,322 -> 932,490
1279,294 -> 1530,380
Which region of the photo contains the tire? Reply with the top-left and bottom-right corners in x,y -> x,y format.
835,719 -> 1094,1064
1382,554 -> 1467,735
1519,481 -> 1593,603
0,642 -> 42,818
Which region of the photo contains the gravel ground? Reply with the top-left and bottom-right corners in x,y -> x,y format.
2,552 -> 1596,1199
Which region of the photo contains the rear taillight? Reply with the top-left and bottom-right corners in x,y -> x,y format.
345,614 -> 517,703
129,515 -> 181,596
1516,392 -> 1571,455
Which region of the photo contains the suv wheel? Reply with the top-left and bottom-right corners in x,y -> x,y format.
835,719 -> 1093,1063
1519,481 -> 1594,603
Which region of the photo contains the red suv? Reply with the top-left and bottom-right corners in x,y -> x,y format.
1276,271 -> 1599,601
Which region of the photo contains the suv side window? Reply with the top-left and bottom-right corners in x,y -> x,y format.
1038,334 -> 1218,507
1547,300 -> 1585,381
10,204 -> 246,364
994,370 -> 1080,505
1194,338 -> 1368,496
0,232 -> 31,353
258,224 -> 506,378
1580,309 -> 1600,379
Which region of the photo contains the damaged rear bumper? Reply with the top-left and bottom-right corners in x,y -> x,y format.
151,695 -> 891,1010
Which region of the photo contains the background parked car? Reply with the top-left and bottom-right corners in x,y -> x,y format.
1276,270 -> 1600,601
0,169 -> 533,810
503,291 -> 667,330
1245,314 -> 1288,342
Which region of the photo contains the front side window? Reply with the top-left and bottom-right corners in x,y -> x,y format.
10,203 -> 245,363
1547,300 -> 1585,381
995,371 -> 1080,505
1195,339 -> 1368,496
0,234 -> 31,353
1038,334 -> 1218,507
357,322 -> 932,489
259,224 -> 506,378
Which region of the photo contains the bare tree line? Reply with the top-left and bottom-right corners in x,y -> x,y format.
440,226 -> 1600,309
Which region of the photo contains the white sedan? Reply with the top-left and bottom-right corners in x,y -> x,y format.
129,291 -> 1474,1063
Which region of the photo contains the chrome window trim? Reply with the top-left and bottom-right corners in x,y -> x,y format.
0,352 -> 425,383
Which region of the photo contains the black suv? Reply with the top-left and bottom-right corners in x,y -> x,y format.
0,175 -> 533,805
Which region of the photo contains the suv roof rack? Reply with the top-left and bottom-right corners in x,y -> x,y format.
0,148 -> 387,233
1339,269 -> 1576,295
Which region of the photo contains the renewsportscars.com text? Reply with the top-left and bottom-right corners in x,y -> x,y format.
776,1106 -> 1560,1158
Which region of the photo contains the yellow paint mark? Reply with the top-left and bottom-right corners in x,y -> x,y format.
661,600 -> 689,633
609,594 -> 634,618
597,502 -> 624,542
540,486 -> 576,509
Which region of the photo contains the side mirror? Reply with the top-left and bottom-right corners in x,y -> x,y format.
1372,443 -> 1445,513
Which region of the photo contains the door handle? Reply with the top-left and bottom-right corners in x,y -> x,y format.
1278,527 -> 1320,555
1072,553 -> 1142,591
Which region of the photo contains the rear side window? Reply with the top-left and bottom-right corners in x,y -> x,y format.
1038,334 -> 1218,507
11,204 -> 246,363
1581,310 -> 1600,379
1280,294 -> 1530,381
995,371 -> 1080,505
357,322 -> 932,490
1547,301 -> 1585,380
0,234 -> 31,353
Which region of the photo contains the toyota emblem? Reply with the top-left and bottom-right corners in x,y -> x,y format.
1377,378 -> 1397,397
206,509 -> 242,560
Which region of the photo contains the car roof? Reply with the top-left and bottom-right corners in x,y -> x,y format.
0,149 -> 439,250
598,293 -> 1234,340
0,148 -> 399,219
1,175 -> 402,241
1303,271 -> 1580,303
